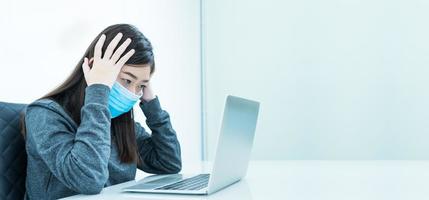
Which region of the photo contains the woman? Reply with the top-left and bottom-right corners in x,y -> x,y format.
23,24 -> 181,199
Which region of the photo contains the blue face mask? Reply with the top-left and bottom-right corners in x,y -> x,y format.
108,82 -> 142,118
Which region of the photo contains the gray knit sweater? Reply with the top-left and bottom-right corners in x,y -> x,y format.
24,84 -> 181,199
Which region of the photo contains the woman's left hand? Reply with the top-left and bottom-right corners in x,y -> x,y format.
141,82 -> 156,102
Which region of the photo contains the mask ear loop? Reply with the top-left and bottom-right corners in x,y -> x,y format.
138,91 -> 144,98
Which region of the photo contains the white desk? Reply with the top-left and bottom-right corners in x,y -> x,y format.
62,160 -> 429,200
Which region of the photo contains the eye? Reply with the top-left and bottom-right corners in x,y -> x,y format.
139,85 -> 146,89
121,78 -> 132,86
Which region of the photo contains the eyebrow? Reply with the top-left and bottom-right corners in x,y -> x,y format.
122,71 -> 149,82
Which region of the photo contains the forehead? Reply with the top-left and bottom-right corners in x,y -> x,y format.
120,64 -> 151,79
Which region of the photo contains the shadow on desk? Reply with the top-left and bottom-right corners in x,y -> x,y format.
120,179 -> 252,200
62,178 -> 252,200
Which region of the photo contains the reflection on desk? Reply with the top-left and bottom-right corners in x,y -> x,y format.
62,160 -> 429,200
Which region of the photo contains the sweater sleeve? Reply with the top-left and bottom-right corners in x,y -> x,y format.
135,96 -> 182,174
25,84 -> 112,194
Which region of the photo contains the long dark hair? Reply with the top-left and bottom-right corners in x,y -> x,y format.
21,24 -> 155,163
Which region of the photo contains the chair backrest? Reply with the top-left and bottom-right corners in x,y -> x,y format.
0,102 -> 27,200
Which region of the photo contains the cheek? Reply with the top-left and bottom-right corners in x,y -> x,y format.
136,87 -> 144,96
130,84 -> 143,94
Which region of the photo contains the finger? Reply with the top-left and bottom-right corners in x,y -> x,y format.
115,49 -> 135,67
88,57 -> 94,68
103,32 -> 123,60
82,57 -> 90,77
94,34 -> 106,60
110,38 -> 132,63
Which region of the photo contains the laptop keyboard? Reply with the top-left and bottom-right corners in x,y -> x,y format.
155,174 -> 210,191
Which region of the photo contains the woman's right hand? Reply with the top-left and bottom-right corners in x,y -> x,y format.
82,32 -> 135,88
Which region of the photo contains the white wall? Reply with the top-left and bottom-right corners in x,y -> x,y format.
0,0 -> 202,165
203,0 -> 429,160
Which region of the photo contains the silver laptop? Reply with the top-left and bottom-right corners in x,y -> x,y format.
123,95 -> 260,195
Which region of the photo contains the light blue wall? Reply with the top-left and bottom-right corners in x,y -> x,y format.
203,0 -> 429,160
